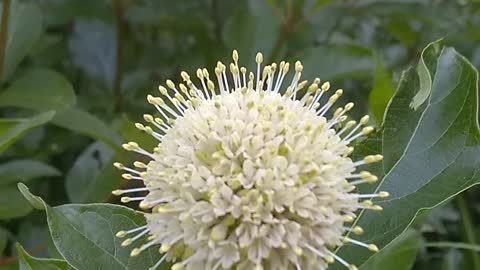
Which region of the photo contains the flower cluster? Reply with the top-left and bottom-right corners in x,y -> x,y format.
112,51 -> 387,270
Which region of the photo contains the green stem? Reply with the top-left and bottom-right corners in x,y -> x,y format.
456,194 -> 480,270
112,0 -> 125,112
0,0 -> 11,84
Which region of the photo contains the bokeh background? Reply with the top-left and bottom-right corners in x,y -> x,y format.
1,0 -> 480,269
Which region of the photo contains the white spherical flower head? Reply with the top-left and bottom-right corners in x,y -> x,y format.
113,51 -> 387,270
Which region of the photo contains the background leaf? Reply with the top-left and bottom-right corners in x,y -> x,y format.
0,160 -> 60,187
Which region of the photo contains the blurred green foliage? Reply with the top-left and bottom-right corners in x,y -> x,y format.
0,0 -> 480,269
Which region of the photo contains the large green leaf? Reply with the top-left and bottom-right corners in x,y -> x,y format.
335,40 -> 480,267
360,229 -> 419,270
0,159 -> 61,187
17,243 -> 73,270
19,183 -> 165,270
0,111 -> 55,153
0,69 -> 76,110
1,1 -> 43,81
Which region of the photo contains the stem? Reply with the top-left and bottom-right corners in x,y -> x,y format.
456,194 -> 480,270
0,0 -> 11,84
112,0 -> 125,112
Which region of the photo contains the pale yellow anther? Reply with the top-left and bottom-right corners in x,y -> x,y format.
314,77 -> 321,84
214,67 -> 221,76
135,123 -> 145,130
196,68 -> 203,79
160,243 -> 171,253
116,230 -> 126,238
297,80 -> 308,90
345,120 -> 357,129
133,161 -> 147,168
372,205 -> 383,211
306,96 -> 314,106
121,238 -> 133,247
333,108 -> 343,117
143,125 -> 153,134
232,50 -> 239,62
352,226 -> 364,235
130,248 -> 141,257
171,263 -> 183,270
360,115 -> 370,124
349,265 -> 358,270
139,200 -> 149,209
180,71 -> 190,81
280,242 -> 288,249
179,83 -> 188,93
368,244 -> 379,252
321,81 -> 330,91
339,115 -> 348,122
143,114 -> 153,123
325,255 -> 335,264
345,147 -> 354,156
295,61 -> 303,72
335,89 -> 343,96
379,191 -> 389,198
112,189 -> 123,196
207,80 -> 215,92
362,200 -> 373,207
202,68 -> 209,78
256,52 -> 263,63
113,162 -> 124,169
254,265 -> 264,270
308,83 -> 318,93
283,62 -> 290,73
364,155 -> 382,164
345,102 -> 354,111
121,173 -> 133,180
328,94 -> 340,103
294,247 -> 303,256
121,197 -> 131,203
166,80 -> 175,89
362,126 -> 374,135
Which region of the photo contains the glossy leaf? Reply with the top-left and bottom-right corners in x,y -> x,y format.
0,160 -> 61,187
0,111 -> 55,153
335,40 -> 480,267
19,184 -> 164,270
17,243 -> 73,270
0,69 -> 76,110
1,1 -> 43,81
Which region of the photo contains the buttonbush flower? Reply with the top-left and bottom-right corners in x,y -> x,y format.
112,51 -> 387,270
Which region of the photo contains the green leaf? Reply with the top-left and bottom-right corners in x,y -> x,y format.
336,40 -> 480,267
1,1 -> 43,81
223,0 -> 280,61
65,142 -> 114,203
300,44 -> 373,82
0,184 -> 32,219
369,57 -> 395,123
18,183 -> 45,210
19,185 -> 164,270
52,108 -> 121,149
0,159 -> 61,187
0,69 -> 76,110
17,243 -> 73,270
360,229 -> 419,270
0,111 -> 55,153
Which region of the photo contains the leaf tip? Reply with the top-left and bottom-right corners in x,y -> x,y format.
17,182 -> 46,210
